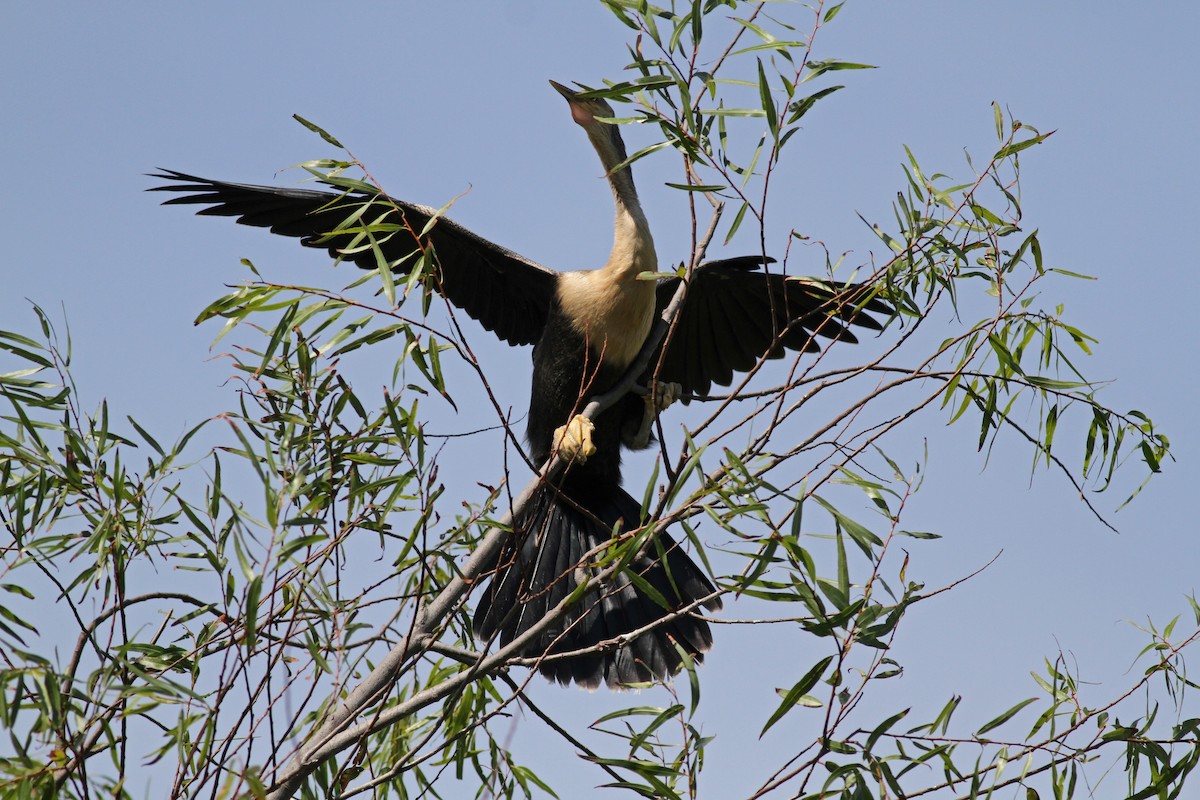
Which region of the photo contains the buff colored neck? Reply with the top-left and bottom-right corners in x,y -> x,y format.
587,125 -> 657,280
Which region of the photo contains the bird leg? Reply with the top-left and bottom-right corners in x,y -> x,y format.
553,414 -> 597,463
626,381 -> 681,450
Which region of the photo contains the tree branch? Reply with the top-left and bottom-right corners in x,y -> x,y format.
265,203 -> 726,799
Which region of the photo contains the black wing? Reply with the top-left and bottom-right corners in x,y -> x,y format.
653,257 -> 888,397
150,170 -> 558,347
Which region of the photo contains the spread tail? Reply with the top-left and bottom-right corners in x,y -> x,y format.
473,482 -> 721,689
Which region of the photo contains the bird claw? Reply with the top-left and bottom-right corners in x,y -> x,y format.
553,415 -> 597,463
645,381 -> 681,413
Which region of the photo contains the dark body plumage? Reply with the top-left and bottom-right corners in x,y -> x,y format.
474,302 -> 721,686
151,82 -> 886,689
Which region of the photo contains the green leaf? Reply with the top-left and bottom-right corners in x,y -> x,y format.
512,766 -> 560,799
1025,375 -> 1088,391
126,414 -> 164,456
813,495 -> 883,557
757,58 -> 778,138
279,534 -> 327,562
802,59 -> 876,84
865,708 -> 910,753
673,641 -> 701,717
976,697 -> 1038,736
1049,267 -> 1096,280
729,40 -> 808,57
293,114 -> 344,149
243,574 -> 262,650
1,583 -> 35,600
723,201 -> 751,245
762,655 -> 833,735
994,131 -> 1054,160
931,695 -> 962,735
731,16 -> 776,43
664,182 -> 728,192
1100,724 -> 1138,742
629,703 -> 685,752
786,85 -> 844,124
702,107 -> 767,118
835,525 -> 849,598
609,139 -> 673,174
898,530 -> 941,540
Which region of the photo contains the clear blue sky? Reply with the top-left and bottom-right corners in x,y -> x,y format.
3,3 -> 1197,797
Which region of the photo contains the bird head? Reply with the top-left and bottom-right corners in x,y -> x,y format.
550,80 -> 617,130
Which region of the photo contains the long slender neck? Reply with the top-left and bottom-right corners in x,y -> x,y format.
586,126 -> 656,279
554,120 -> 661,372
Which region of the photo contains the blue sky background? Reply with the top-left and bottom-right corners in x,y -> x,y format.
3,3 -> 1198,798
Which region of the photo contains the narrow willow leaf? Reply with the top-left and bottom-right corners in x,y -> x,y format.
740,535 -> 779,592
1049,267 -> 1096,280
279,534 -> 327,562
762,655 -> 833,735
260,301 -> 298,374
987,333 -> 1024,376
932,695 -> 962,735
293,114 -> 344,149
703,107 -> 767,118
898,530 -> 941,540
756,59 -> 778,138
813,495 -> 882,556
511,766 -> 559,799
0,344 -> 53,370
865,708 -> 910,752
587,756 -> 680,777
243,575 -> 262,650
0,584 -> 35,601
0,605 -> 37,643
976,697 -> 1038,736
994,131 -> 1054,159
0,329 -> 49,351
668,10 -> 690,54
664,182 -> 727,192
731,16 -> 776,43
835,526 -> 849,599
786,85 -> 844,124
126,415 -> 164,456
608,140 -> 673,174
729,40 -> 809,57
593,705 -> 677,724
802,60 -> 877,83
629,703 -> 685,752
723,201 -> 751,245
600,0 -> 640,30
1025,375 -> 1088,391
673,641 -> 700,717
664,434 -> 705,504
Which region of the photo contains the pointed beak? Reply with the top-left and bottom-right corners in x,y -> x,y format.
549,80 -> 580,102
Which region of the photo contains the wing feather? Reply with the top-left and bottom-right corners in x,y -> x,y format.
655,258 -> 888,397
150,170 -> 557,347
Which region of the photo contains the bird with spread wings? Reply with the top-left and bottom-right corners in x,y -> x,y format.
152,81 -> 886,689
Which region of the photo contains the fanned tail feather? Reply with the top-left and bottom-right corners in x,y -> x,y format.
473,483 -> 720,689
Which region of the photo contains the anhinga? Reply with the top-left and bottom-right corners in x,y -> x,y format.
152,81 -> 885,689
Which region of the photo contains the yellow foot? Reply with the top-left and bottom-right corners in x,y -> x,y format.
553,415 -> 597,463
646,381 -> 682,414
